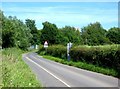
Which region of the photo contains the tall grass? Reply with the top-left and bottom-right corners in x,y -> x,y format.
2,48 -> 41,87
0,50 -> 2,88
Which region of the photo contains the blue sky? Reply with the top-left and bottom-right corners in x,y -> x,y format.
1,2 -> 118,30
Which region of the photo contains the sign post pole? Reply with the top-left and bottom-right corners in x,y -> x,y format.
67,42 -> 72,61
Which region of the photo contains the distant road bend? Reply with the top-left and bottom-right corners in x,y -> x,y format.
22,52 -> 119,88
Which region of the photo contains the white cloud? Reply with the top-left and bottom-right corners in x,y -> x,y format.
2,2 -> 118,29
8,12 -> 117,29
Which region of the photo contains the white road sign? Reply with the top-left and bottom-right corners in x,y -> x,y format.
44,41 -> 48,48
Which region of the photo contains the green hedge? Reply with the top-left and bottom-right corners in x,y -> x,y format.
38,44 -> 120,77
37,45 -> 45,54
47,45 -> 67,59
70,45 -> 120,69
38,45 -> 67,59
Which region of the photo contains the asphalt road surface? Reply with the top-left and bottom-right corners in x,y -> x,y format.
22,52 -> 119,88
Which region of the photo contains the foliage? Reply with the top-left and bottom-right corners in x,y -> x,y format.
60,26 -> 83,45
1,8 -> 120,50
2,48 -> 41,87
0,10 -> 2,47
40,21 -> 60,45
2,12 -> 32,50
106,27 -> 120,44
25,19 -> 40,45
38,44 -> 120,77
37,45 -> 45,54
43,55 -> 118,77
70,45 -> 120,71
38,45 -> 67,59
81,22 -> 110,45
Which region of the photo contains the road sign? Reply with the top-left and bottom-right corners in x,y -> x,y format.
44,41 -> 48,48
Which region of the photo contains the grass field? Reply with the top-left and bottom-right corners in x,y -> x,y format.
2,48 -> 41,87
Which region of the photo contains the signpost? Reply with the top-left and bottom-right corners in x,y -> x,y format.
44,41 -> 48,54
67,42 -> 72,61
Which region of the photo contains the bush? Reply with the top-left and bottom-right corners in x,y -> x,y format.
38,45 -> 67,59
38,44 -> 120,77
70,45 -> 120,70
47,45 -> 67,59
37,45 -> 45,54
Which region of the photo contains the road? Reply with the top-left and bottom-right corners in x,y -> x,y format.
22,52 -> 119,88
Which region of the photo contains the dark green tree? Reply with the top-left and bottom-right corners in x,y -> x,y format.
60,26 -> 82,45
40,21 -> 59,45
2,16 -> 16,48
81,22 -> 110,45
106,27 -> 120,44
2,12 -> 32,50
25,19 -> 38,46
0,10 -> 2,47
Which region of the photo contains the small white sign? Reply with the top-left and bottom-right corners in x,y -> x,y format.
44,41 -> 48,48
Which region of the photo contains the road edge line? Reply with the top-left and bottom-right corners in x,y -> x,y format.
25,56 -> 71,87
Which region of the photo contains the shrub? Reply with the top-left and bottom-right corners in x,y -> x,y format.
70,45 -> 120,70
37,44 -> 45,54
38,44 -> 120,77
47,45 -> 67,59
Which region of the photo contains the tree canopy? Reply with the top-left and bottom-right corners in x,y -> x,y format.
25,19 -> 39,46
106,27 -> 120,44
1,10 -> 120,50
1,10 -> 32,50
60,26 -> 82,45
81,22 -> 110,45
40,21 -> 59,45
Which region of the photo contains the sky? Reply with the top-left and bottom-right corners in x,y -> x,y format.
1,2 -> 119,30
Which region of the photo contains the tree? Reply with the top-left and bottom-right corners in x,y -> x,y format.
0,10 -> 2,47
2,16 -> 16,48
25,19 -> 38,46
40,21 -> 59,45
81,22 -> 110,45
2,12 -> 32,50
60,26 -> 82,45
36,30 -> 42,44
106,27 -> 120,44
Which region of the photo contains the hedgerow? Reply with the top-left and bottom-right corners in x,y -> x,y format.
70,45 -> 120,69
38,44 -> 120,78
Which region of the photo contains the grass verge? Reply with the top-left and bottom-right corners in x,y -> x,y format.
2,48 -> 41,87
43,55 -> 118,77
0,51 -> 2,88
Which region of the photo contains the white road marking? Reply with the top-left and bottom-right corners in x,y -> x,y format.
25,56 -> 71,87
33,55 -> 118,87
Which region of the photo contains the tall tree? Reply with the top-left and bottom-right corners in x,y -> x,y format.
106,27 -> 120,44
40,21 -> 59,45
0,10 -> 2,47
2,12 -> 31,50
60,26 -> 82,45
25,19 -> 38,46
81,22 -> 110,45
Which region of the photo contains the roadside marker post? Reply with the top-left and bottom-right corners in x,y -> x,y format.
67,42 -> 72,61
